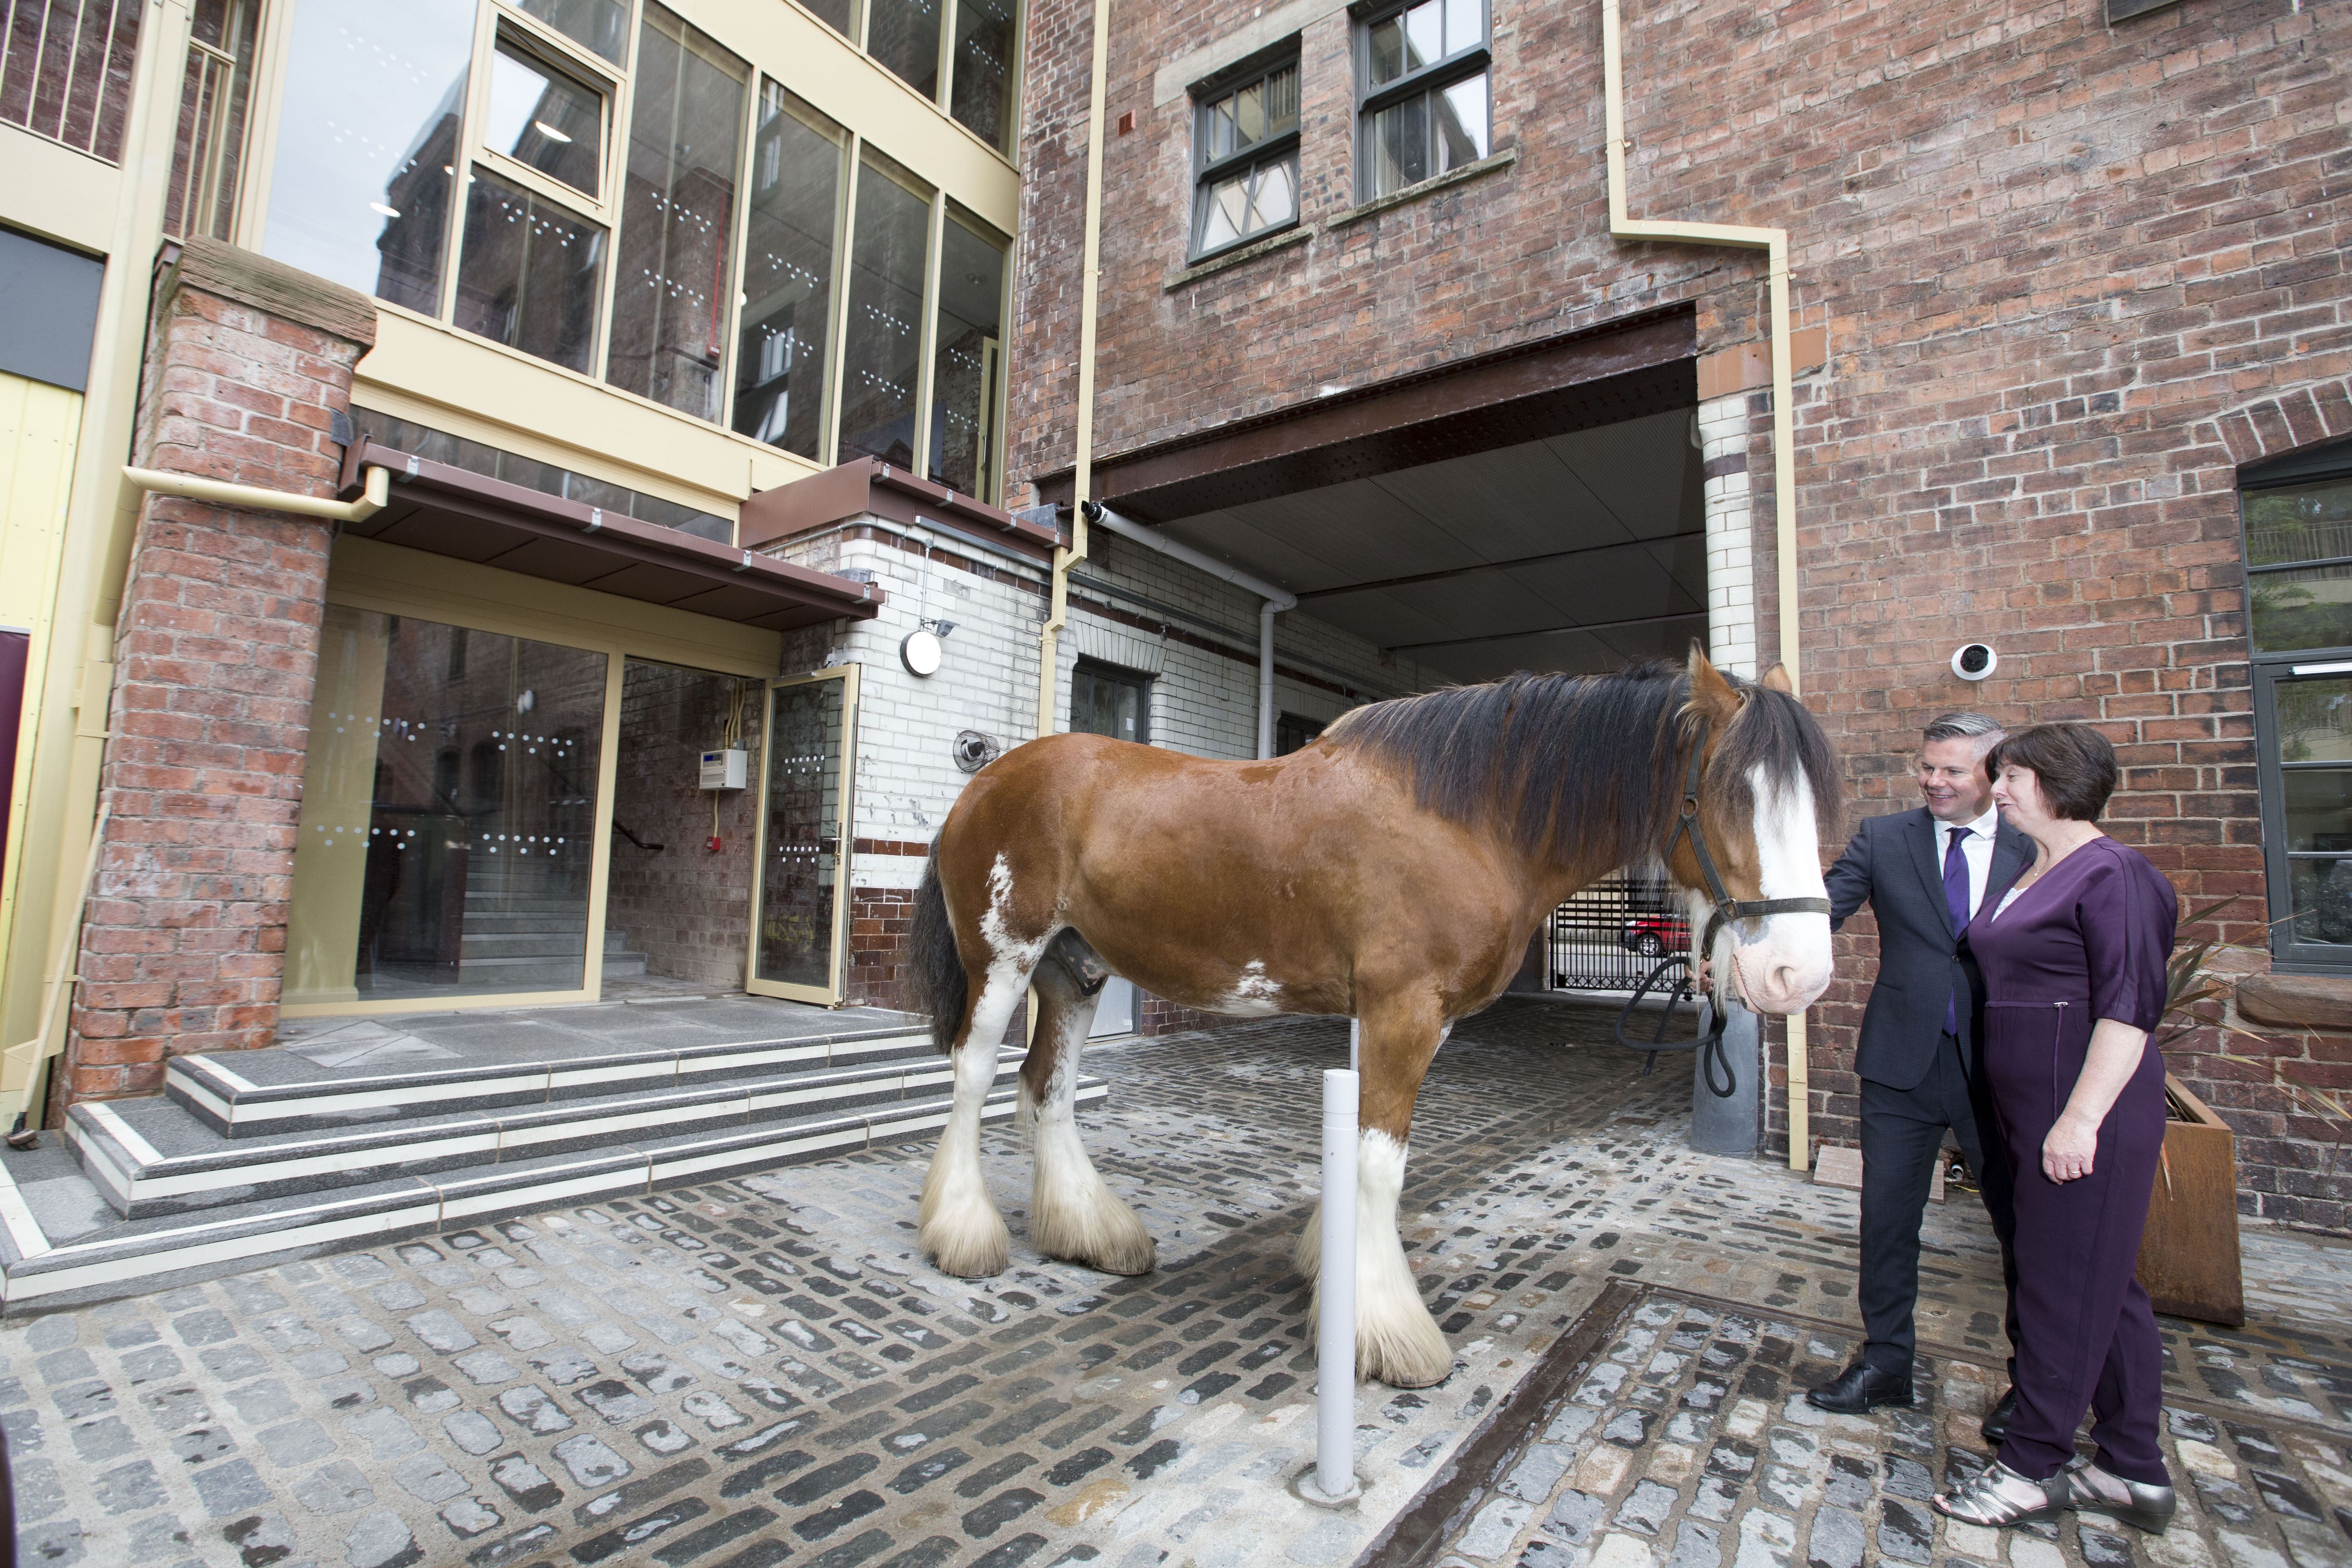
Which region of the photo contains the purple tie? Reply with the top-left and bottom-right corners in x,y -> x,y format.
1943,826 -> 1970,1034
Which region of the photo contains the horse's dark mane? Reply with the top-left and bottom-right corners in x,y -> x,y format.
1324,662 -> 1843,870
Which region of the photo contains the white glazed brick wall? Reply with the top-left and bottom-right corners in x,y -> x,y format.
1700,391 -> 1758,679
763,514 -> 1436,892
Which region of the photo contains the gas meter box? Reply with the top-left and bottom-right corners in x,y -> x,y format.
700,749 -> 747,789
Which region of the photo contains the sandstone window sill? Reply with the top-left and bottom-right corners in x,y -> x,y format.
1326,147 -> 1519,230
1163,225 -> 1313,292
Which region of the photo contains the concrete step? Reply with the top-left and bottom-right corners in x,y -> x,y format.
69,1048 -> 1040,1219
163,1021 -> 943,1137
12,1079 -> 1085,1315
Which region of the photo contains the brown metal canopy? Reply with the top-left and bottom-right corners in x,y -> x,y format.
334,441 -> 882,631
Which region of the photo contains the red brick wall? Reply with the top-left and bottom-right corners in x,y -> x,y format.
1010,0 -> 2352,1226
60,258 -> 372,1105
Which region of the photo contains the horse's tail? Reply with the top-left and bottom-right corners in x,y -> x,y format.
910,843 -> 967,1054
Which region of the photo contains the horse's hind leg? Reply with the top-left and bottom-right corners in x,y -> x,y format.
918,960 -> 1032,1279
1295,1006 -> 1454,1388
1022,937 -> 1154,1276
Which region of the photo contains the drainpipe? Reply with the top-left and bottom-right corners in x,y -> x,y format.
1034,0 -> 1116,744
120,463 -> 392,523
1083,503 -> 1298,759
1601,0 -> 1811,1169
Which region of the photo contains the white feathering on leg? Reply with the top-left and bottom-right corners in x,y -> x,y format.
1029,1000 -> 1154,1276
1307,1130 -> 1450,1388
918,985 -> 1019,1278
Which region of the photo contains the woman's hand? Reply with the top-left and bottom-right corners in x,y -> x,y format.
2042,1111 -> 2098,1183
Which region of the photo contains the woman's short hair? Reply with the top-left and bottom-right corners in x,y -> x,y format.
1984,723 -> 2118,821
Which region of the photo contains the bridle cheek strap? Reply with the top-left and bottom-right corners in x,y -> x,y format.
1667,717 -> 1833,957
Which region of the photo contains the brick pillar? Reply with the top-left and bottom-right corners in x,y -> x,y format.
59,239 -> 376,1106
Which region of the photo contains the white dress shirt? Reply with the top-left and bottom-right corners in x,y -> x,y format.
1937,805 -> 1999,922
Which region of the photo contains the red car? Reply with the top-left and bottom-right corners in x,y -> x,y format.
1619,913 -> 1690,958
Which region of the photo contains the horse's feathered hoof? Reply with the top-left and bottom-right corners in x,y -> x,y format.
1033,1175 -> 1156,1276
920,1210 -> 1011,1279
1357,1301 -> 1454,1389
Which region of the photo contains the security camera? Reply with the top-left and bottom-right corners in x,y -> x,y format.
1951,643 -> 1997,681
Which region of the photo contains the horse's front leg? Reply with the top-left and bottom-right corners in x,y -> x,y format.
1294,1003 -> 1453,1388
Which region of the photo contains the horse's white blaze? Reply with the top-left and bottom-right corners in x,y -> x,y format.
1214,959 -> 1284,1016
1025,1006 -> 1154,1275
1294,1129 -> 1452,1387
1729,763 -> 1834,1015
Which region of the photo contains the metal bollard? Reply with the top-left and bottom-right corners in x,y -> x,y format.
1295,1064 -> 1362,1506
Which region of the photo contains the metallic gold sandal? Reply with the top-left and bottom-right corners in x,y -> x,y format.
2063,1456 -> 2177,1535
1931,1460 -> 2070,1528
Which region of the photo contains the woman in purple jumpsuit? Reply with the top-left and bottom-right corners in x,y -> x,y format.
1931,724 -> 2178,1536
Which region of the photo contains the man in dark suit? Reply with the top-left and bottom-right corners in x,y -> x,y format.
1809,712 -> 2029,1439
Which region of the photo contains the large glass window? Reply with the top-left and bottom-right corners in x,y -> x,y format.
287,607 -> 609,1004
163,0 -> 262,241
606,7 -> 749,420
836,158 -> 930,470
456,170 -> 607,372
948,0 -> 1018,152
2246,448 -> 2352,971
930,212 -> 1005,500
734,86 -> 844,461
867,0 -> 944,101
1356,0 -> 1490,200
1191,52 -> 1299,260
261,0 -> 474,311
255,0 -> 1009,493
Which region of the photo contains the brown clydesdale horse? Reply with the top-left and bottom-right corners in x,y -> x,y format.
907,647 -> 1841,1387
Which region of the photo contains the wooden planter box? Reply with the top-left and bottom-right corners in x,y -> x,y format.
2134,1075 -> 2244,1327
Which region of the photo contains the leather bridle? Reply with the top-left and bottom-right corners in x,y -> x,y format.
1613,715 -> 1833,1098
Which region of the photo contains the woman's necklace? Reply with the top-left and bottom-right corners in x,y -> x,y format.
2012,825 -> 2102,893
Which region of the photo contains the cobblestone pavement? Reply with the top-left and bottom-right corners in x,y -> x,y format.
5,999 -> 2348,1568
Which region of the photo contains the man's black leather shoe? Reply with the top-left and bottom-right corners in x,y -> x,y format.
1980,1386 -> 2019,1447
1806,1362 -> 1915,1413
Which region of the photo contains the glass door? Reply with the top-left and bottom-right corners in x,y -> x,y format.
747,664 -> 859,1003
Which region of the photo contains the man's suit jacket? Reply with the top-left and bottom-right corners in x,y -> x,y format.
1824,805 -> 2033,1092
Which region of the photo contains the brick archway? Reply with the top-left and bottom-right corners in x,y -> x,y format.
2210,376 -> 2352,467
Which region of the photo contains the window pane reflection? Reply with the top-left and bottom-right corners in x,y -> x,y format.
486,42 -> 604,198
287,606 -> 608,1003
608,7 -> 747,421
262,0 -> 473,311
930,215 -> 1003,500
837,162 -> 929,469
1372,94 -> 1428,193
2289,856 -> 2352,948
756,681 -> 846,990
868,0 -> 943,99
514,0 -> 630,64
456,169 -> 606,372
2251,564 -> 2352,655
949,0 -> 1019,153
1436,72 -> 1487,169
2248,481 -> 2352,568
2277,678 -> 2352,764
734,85 -> 843,460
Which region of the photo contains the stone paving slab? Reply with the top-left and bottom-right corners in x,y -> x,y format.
4,999 -> 2347,1568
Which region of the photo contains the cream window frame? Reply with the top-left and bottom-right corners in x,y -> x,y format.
279,534 -> 783,1019
743,662 -> 861,1006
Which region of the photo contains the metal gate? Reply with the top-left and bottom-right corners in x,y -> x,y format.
1549,873 -> 1689,990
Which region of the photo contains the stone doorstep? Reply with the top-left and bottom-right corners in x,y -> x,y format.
169,1015 -> 937,1137
0,1085 -> 1090,1315
69,1049 -> 1032,1219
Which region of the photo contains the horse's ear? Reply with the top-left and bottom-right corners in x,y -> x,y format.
1688,641 -> 1740,716
1759,663 -> 1795,693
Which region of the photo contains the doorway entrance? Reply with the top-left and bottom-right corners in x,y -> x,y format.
747,664 -> 861,1004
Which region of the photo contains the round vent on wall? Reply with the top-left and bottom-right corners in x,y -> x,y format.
1951,643 -> 1997,681
953,730 -> 1000,774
